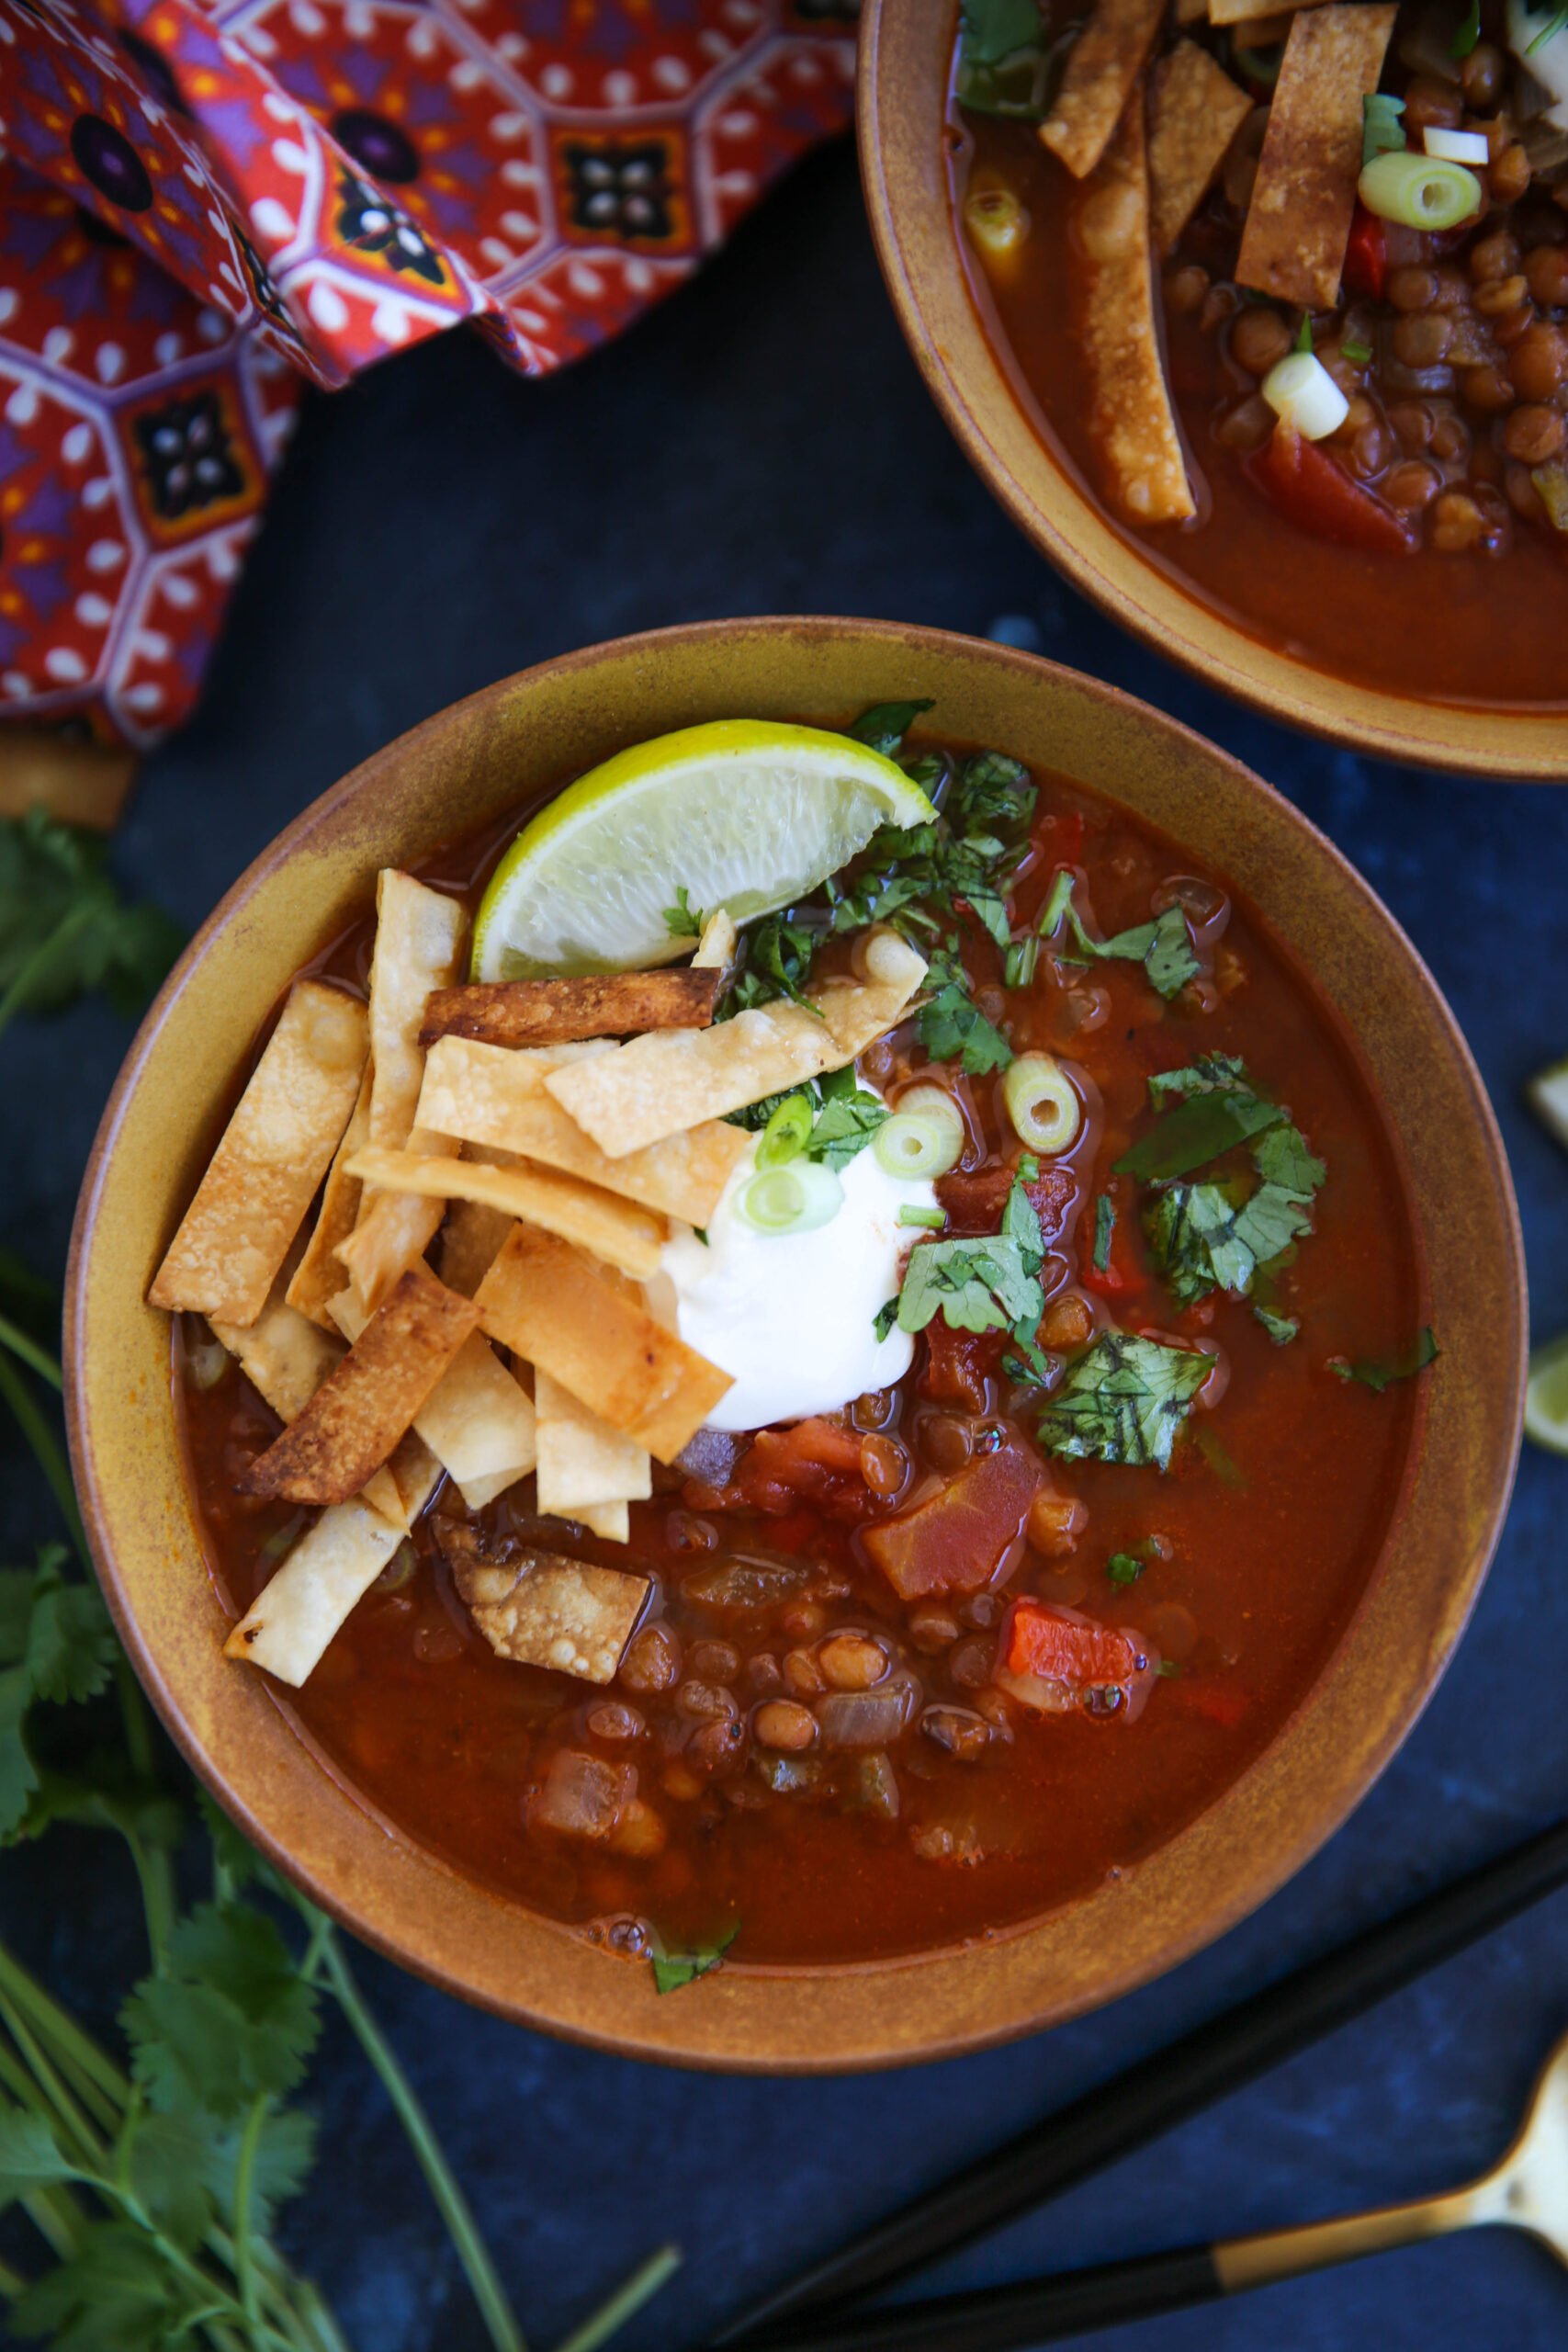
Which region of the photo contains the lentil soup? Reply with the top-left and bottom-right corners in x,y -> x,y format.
166,719 -> 1427,1975
951,0 -> 1568,709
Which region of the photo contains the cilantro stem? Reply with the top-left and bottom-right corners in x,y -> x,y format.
232,2092 -> 270,2324
0,1940 -> 130,2113
305,1921 -> 527,2352
0,1311 -> 62,1391
0,897 -> 96,1046
0,1989 -> 100,2159
0,2254 -> 28,2295
552,2243 -> 682,2352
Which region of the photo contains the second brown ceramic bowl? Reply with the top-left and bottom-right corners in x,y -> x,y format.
67,618 -> 1523,2071
859,0 -> 1568,782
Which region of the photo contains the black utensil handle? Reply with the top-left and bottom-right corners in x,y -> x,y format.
716,1815 -> 1568,2345
741,2246 -> 1225,2352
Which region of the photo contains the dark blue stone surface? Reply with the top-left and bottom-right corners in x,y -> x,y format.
4,141 -> 1566,2352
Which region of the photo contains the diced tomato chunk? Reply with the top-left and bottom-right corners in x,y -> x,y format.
919,1320 -> 1005,1409
937,1163 -> 1077,1242
1342,204 -> 1385,300
1002,1599 -> 1140,1689
1247,424 -> 1416,558
863,1442 -> 1042,1600
689,1417 -> 869,1520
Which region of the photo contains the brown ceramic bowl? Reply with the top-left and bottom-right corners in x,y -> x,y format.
859,1 -> 1568,782
67,618 -> 1523,2071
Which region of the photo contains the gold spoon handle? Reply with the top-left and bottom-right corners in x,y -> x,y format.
1215,2183 -> 1479,2293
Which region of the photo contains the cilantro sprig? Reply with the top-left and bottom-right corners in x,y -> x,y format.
1039,1332 -> 1213,1471
0,812 -> 183,1043
894,1163 -> 1053,1380
663,885 -> 705,940
753,1067 -> 889,1170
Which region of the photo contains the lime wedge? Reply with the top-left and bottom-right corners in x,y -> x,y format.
470,719 -> 935,979
1529,1056 -> 1568,1156
1526,1333 -> 1568,1458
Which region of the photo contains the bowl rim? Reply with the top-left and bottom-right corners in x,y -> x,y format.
856,0 -> 1568,783
65,615 -> 1527,2072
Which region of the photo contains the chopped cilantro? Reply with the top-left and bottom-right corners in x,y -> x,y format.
1106,1552 -> 1145,1586
1142,1112 -> 1323,1306
1331,1327 -> 1439,1393
829,747 -> 1033,960
663,885 -> 705,939
1254,1305 -> 1299,1345
1155,1658 -> 1183,1679
873,1296 -> 900,1342
1092,1193 -> 1116,1275
1450,0 -> 1481,55
1047,876 -> 1200,1002
694,1227 -> 709,1246
1147,1055 -> 1247,1103
810,1088 -> 889,1169
751,1080 -> 888,1170
1362,90 -> 1407,167
650,1920 -> 740,1995
721,911 -> 821,1016
0,810 -> 183,1037
956,0 -> 1056,118
844,698 -> 934,759
1038,1332 -> 1212,1471
918,939 -> 1014,1075
1115,1071 -> 1285,1182
897,1167 -> 1045,1377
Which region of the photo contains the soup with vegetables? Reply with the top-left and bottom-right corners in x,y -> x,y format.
156,707 -> 1430,1983
951,0 -> 1568,707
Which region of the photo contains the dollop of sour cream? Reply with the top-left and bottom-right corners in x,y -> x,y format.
652,1103 -> 937,1432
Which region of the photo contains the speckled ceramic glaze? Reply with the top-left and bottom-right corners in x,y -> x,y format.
66,620 -> 1524,2070
859,1 -> 1568,782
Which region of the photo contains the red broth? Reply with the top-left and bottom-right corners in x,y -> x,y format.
175,748 -> 1425,1968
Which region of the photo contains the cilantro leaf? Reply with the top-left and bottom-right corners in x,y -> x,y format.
1145,1182 -> 1256,1305
1106,1552 -> 1145,1586
1092,1193 -> 1115,1274
663,886 -> 705,939
1046,877 -> 1199,1001
844,699 -> 935,758
1362,92 -> 1407,168
1147,1055 -> 1248,1103
722,912 -> 820,1016
1255,1306 -> 1300,1345
1232,1180 -> 1315,1266
899,1235 -> 1042,1336
1252,1123 -> 1326,1194
0,2106 -> 80,2202
1331,1327 -> 1439,1392
918,939 -> 1013,1074
651,1918 -> 739,1994
0,811 -> 183,1028
873,1296 -> 899,1342
1115,1084 -> 1284,1182
808,1088 -> 888,1170
957,0 -> 1055,117
1038,1332 -> 1212,1471
25,1546 -> 117,1704
122,1901 -> 321,2119
10,2218 -> 189,2352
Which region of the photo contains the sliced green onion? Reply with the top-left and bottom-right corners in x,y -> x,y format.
1357,149 -> 1482,230
757,1091 -> 813,1169
874,1104 -> 964,1180
186,1332 -> 231,1390
897,1204 -> 947,1229
1001,1052 -> 1082,1154
964,186 -> 1029,260
1341,337 -> 1373,364
1361,89 -> 1407,166
1261,349 -> 1349,441
1423,124 -> 1490,164
735,1161 -> 843,1236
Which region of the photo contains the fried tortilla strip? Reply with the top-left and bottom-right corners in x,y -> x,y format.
691,907 -> 739,972
1039,0 -> 1166,178
1148,41 -> 1253,254
475,1225 -> 731,1463
439,1196 -> 514,1297
208,1292 -> 409,1528
439,1524 -> 649,1683
223,1498 -> 403,1686
1236,3 -> 1396,308
417,1037 -> 749,1225
286,1061 -> 373,1329
533,1368 -> 650,1524
1209,0 -> 1317,24
419,967 -> 721,1050
1077,96 -> 1198,525
236,1262 -> 479,1506
344,1146 -> 667,1280
543,932 -> 927,1158
331,1287 -> 536,1512
149,981 -> 367,1326
336,871 -> 468,1311
1176,0 -> 1209,22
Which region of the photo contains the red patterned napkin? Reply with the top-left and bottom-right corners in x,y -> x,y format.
0,0 -> 856,771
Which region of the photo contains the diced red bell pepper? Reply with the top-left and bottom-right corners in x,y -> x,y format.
1342,204 -> 1386,300
863,1442 -> 1042,1600
1248,424 -> 1416,558
1002,1599 -> 1141,1690
919,1319 -> 1005,1410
